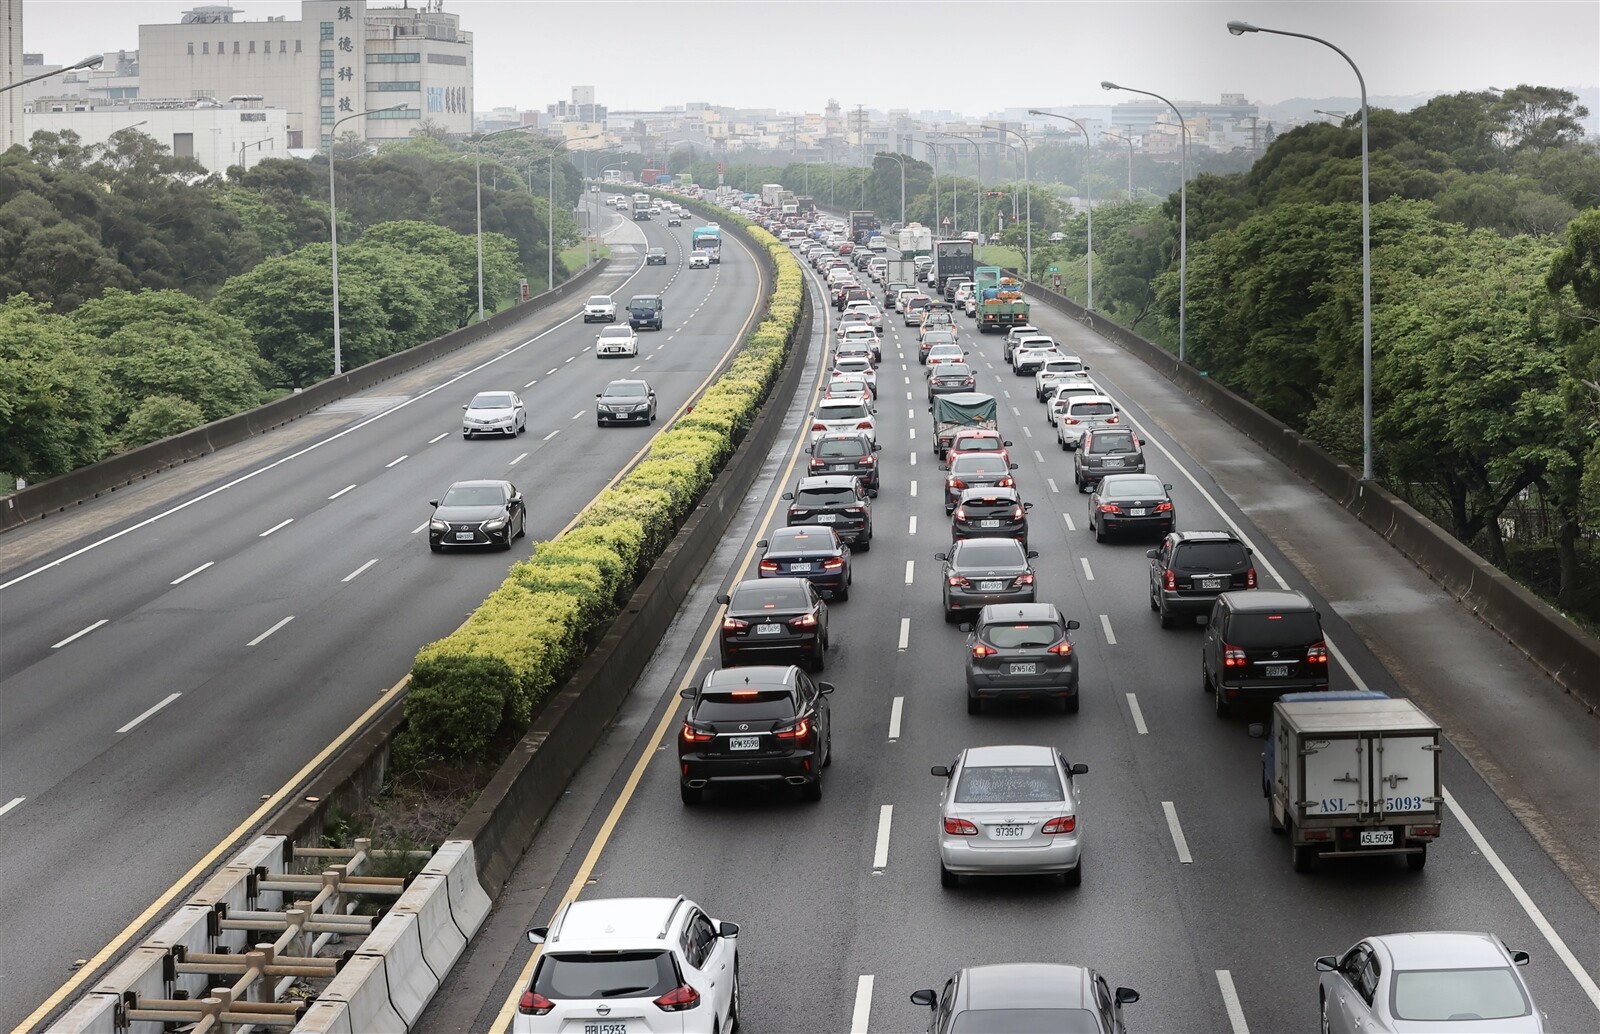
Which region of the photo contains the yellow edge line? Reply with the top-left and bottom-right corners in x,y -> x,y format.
488,250 -> 830,1033
15,228 -> 772,1033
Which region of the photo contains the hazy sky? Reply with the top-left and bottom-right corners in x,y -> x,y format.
22,1 -> 1600,115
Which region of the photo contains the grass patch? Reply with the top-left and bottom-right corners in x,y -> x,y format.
977,245 -> 1025,269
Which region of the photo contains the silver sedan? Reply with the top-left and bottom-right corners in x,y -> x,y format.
931,744 -> 1086,887
1316,931 -> 1544,1033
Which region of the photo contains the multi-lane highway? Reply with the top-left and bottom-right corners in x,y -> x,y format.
0,201 -> 772,1027
425,235 -> 1600,1032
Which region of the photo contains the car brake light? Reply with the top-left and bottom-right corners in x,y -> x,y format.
1047,641 -> 1073,656
774,717 -> 812,740
948,478 -> 967,490
971,643 -> 997,658
1012,506 -> 1025,520
999,476 -> 1015,488
856,421 -> 873,429
823,557 -> 845,570
1098,504 -> 1122,514
654,984 -> 702,1012
1246,567 -> 1258,589
518,991 -> 555,1016
759,560 -> 779,573
810,457 -> 825,469
790,613 -> 819,629
1013,573 -> 1034,587
1164,570 -> 1177,591
1154,501 -> 1174,513
943,817 -> 979,835
845,506 -> 864,514
1106,415 -> 1119,423
948,575 -> 970,588
1307,642 -> 1329,665
811,422 -> 827,432
680,722 -> 715,745
861,454 -> 876,465
1223,644 -> 1247,668
1042,815 -> 1077,834
723,617 -> 748,631
953,506 -> 967,520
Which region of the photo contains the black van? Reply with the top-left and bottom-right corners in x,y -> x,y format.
628,294 -> 664,331
1202,590 -> 1329,717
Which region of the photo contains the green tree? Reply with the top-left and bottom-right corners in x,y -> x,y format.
1544,208 -> 1600,606
119,395 -> 206,451
0,295 -> 111,478
1493,85 -> 1591,154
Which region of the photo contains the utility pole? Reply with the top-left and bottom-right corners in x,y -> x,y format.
856,104 -> 866,165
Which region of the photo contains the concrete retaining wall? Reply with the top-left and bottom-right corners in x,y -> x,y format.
2,260 -> 610,534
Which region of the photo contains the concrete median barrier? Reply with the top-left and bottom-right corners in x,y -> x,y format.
74,947 -> 168,1034
42,993 -> 121,1034
422,840 -> 491,940
354,909 -> 437,1026
392,872 -> 466,980
140,905 -> 214,1000
304,953 -> 404,1033
292,1000 -> 355,1034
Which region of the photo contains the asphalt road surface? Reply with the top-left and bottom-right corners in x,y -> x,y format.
427,241 -> 1600,1032
0,201 -> 771,1028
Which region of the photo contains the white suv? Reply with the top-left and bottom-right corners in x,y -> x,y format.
1012,340 -> 1062,376
517,896 -> 740,1034
1034,355 -> 1092,400
584,295 -> 617,323
596,325 -> 640,358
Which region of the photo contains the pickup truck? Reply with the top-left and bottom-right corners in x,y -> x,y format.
930,392 -> 998,459
1251,692 -> 1443,873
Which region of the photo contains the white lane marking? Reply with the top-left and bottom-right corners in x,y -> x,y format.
908,515 -> 917,535
259,518 -> 293,537
411,521 -> 428,535
341,559 -> 378,583
52,619 -> 108,649
509,452 -> 528,466
1162,801 -> 1194,864
1048,478 -> 1059,494
1444,785 -> 1600,1009
645,353 -> 654,360
851,974 -> 874,1034
1002,390 -> 1011,398
905,391 -> 912,401
571,410 -> 584,420
546,367 -> 558,375
523,379 -> 538,388
910,480 -> 917,497
0,797 -> 24,818
1216,970 -> 1249,1034
564,355 -> 576,363
907,427 -> 916,440
543,429 -> 561,441
898,618 -> 910,650
1062,511 -> 1076,531
872,805 -> 893,870
907,408 -> 915,420
1022,426 -> 1033,438
1034,450 -> 1045,463
247,615 -> 294,647
1011,405 -> 1021,416
1119,689 -> 1151,737
385,454 -> 408,468
910,452 -> 917,466
630,365 -> 641,372
170,562 -> 213,585
328,484 -> 356,500
888,697 -> 904,740
429,431 -> 451,443
116,692 -> 181,735
1080,557 -> 1094,581
1099,614 -> 1117,645
904,560 -> 915,585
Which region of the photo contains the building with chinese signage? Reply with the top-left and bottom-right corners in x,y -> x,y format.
137,1 -> 471,151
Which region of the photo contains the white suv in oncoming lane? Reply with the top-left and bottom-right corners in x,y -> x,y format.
584,295 -> 617,322
516,896 -> 741,1034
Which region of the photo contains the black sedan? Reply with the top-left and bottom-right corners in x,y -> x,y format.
936,539 -> 1038,622
645,246 -> 669,265
715,577 -> 830,670
951,487 -> 1031,546
677,665 -> 833,804
595,379 -> 657,426
1088,474 -> 1175,542
427,480 -> 525,552
928,362 -> 977,401
944,453 -> 1018,514
758,526 -> 852,600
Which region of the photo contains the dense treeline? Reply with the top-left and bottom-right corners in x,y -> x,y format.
0,129 -> 582,483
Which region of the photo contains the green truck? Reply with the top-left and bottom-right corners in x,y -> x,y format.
972,266 -> 1030,334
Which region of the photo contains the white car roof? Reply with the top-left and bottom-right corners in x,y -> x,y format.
547,897 -> 688,949
598,326 -> 634,337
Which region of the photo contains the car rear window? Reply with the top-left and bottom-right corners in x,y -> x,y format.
1227,611 -> 1323,647
731,582 -> 810,610
1390,968 -> 1529,1021
819,403 -> 867,420
951,456 -> 1008,475
954,765 -> 1064,804
1089,432 -> 1137,453
937,365 -> 971,377
534,951 -> 677,1000
1101,478 -> 1165,499
694,690 -> 797,722
1069,401 -> 1115,416
796,486 -> 857,506
983,623 -> 1064,649
1174,542 -> 1249,570
815,439 -> 870,459
953,540 -> 1025,566
956,435 -> 1004,452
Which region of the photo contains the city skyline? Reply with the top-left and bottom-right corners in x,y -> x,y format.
20,0 -> 1599,118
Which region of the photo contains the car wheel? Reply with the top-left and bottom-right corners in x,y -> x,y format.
801,772 -> 823,802
1268,796 -> 1285,833
1213,678 -> 1232,717
835,581 -> 850,603
597,418 -> 606,427
823,732 -> 834,767
1063,857 -> 1083,887
680,784 -> 702,806
1319,993 -> 1331,1034
462,432 -> 472,440
1093,517 -> 1105,543
1150,589 -> 1160,613
940,862 -> 959,888
1406,846 -> 1427,872
728,964 -> 741,1032
856,531 -> 871,552
428,540 -> 442,554
1059,436 -> 1068,452
1158,610 -> 1175,629
1202,664 -> 1214,693
944,607 -> 960,625
1063,692 -> 1080,715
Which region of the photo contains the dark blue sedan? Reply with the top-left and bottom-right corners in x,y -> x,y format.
757,526 -> 852,600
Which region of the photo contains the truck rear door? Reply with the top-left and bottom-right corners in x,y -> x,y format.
1372,734 -> 1438,818
1298,735 -> 1367,819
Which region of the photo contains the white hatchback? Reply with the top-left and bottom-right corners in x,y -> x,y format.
517,896 -> 740,1034
595,325 -> 640,358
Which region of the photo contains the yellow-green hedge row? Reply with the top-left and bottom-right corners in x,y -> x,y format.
399,203 -> 804,763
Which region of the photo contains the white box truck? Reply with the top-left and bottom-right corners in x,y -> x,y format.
1252,692 -> 1443,873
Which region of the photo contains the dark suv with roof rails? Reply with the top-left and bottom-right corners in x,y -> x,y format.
677,665 -> 833,804
1148,531 -> 1256,628
1201,589 -> 1329,717
783,475 -> 873,548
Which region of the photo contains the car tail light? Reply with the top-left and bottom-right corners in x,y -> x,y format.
953,506 -> 968,520
654,984 -> 702,1012
774,717 -> 812,741
861,454 -> 876,465
723,617 -> 748,632
1407,824 -> 1440,838
811,422 -> 827,432
943,817 -> 979,835
845,506 -> 864,515
1154,501 -> 1174,513
1011,505 -> 1025,521
1246,567 -> 1258,589
1223,644 -> 1247,668
1047,641 -> 1073,656
1064,418 -> 1080,426
1163,570 -> 1177,591
948,478 -> 967,490
971,643 -> 997,658
680,722 -> 715,745
823,557 -> 845,570
809,458 -> 825,469
856,421 -> 873,430
948,575 -> 970,588
999,476 -> 1015,488
518,991 -> 554,1016
1098,504 -> 1122,514
1042,815 -> 1077,834
1012,573 -> 1034,587
1106,415 -> 1119,424
759,560 -> 780,573
790,613 -> 819,629
965,378 -> 975,386
1307,642 -> 1329,665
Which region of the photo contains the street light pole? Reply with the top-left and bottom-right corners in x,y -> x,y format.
874,152 -> 906,227
1102,81 -> 1188,362
984,124 -> 1031,280
1229,19 -> 1372,480
0,52 -> 102,96
238,135 -> 272,174
1102,130 -> 1135,200
328,102 -> 406,377
936,132 -> 983,240
473,124 -> 540,323
1028,110 -> 1094,306
580,143 -> 619,268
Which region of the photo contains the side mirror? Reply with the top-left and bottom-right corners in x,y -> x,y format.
910,989 -> 937,1008
929,766 -> 950,778
1066,619 -> 1081,630
957,622 -> 972,632
428,500 -> 439,508
874,444 -> 883,452
1083,364 -> 1092,370
527,928 -> 548,944
1146,549 -> 1159,559
595,393 -> 603,399
1164,484 -> 1173,491
1511,949 -> 1530,966
1003,441 -> 1014,447
818,681 -> 836,695
1314,956 -> 1339,973
1008,463 -> 1019,470
1114,987 -> 1139,1006
1025,550 -> 1040,560
933,552 -> 949,562
719,921 -> 741,938
1247,723 -> 1265,739
1070,763 -> 1089,775
757,540 -> 768,549
461,404 -> 469,410
649,391 -> 657,397
1023,502 -> 1034,511
714,593 -> 731,605
781,492 -> 794,500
